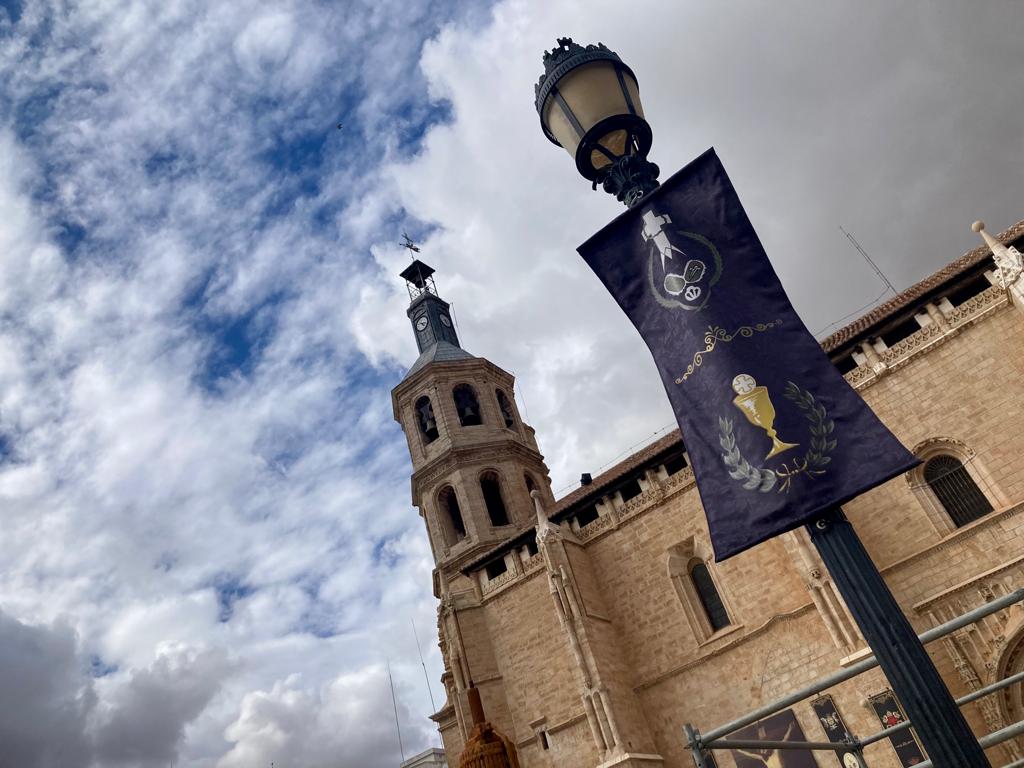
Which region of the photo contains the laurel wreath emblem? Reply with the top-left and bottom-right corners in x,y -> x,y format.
718,381 -> 836,494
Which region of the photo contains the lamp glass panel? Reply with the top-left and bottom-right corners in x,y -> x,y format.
590,129 -> 628,169
544,62 -> 643,152
542,95 -> 582,157
558,61 -> 629,128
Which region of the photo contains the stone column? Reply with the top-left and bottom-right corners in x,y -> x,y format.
859,340 -> 887,376
924,301 -> 950,331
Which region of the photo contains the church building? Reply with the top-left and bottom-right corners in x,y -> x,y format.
390,219 -> 1024,768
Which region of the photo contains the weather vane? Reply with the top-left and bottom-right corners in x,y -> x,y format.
400,232 -> 421,256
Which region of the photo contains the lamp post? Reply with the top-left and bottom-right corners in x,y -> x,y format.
534,38 -> 660,207
535,37 -> 990,768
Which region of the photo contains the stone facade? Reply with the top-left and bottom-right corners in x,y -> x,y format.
391,221 -> 1024,768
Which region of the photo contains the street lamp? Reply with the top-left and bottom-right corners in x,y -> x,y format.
535,38 -> 660,207
535,37 -> 991,768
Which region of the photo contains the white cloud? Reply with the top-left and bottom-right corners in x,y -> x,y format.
0,0 -> 1021,766
218,667 -> 431,768
358,0 -> 1024,489
0,0 -> 460,763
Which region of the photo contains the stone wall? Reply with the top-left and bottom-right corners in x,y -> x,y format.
428,267 -> 1024,767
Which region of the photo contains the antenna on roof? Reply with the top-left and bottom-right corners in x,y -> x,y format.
839,225 -> 896,296
386,658 -> 406,762
411,618 -> 437,715
813,228 -> 898,338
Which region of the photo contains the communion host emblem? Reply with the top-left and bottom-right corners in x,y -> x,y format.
719,379 -> 836,494
731,374 -> 799,460
640,209 -> 723,311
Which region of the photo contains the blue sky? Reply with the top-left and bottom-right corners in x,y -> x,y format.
0,1 -> 1022,766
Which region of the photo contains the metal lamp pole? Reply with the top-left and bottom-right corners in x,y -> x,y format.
534,38 -> 990,768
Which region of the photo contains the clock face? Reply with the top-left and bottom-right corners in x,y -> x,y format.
439,314 -> 452,328
732,373 -> 757,395
415,316 -> 428,332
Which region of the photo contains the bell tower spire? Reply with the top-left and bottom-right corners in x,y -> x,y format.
391,253 -> 555,573
390,249 -> 557,761
401,258 -> 464,354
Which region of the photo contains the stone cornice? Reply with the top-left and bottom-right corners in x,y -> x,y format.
437,537 -> 522,575
880,501 -> 1024,576
633,603 -> 816,692
391,356 -> 516,403
480,562 -> 546,602
913,552 -> 1024,612
412,438 -> 548,499
513,712 -> 589,747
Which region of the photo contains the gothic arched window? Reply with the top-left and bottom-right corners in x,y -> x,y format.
414,395 -> 439,443
668,541 -> 732,643
480,471 -> 510,527
496,389 -> 515,428
524,473 -> 537,494
689,561 -> 730,632
924,454 -> 993,528
453,384 -> 483,427
438,486 -> 466,545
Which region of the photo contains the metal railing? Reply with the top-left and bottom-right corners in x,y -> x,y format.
684,587 -> 1024,767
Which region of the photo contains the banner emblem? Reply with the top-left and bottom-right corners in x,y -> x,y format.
730,374 -> 799,459
642,209 -> 722,311
719,380 -> 835,494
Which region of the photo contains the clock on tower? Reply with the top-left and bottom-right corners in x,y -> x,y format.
399,259 -> 462,354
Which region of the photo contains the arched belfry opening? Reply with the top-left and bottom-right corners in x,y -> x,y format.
438,485 -> 467,545
480,471 -> 510,527
415,395 -> 439,443
453,384 -> 483,427
496,389 -> 515,428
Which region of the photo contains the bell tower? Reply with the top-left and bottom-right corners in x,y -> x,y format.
391,258 -> 555,584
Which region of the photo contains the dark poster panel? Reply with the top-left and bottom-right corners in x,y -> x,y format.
730,709 -> 818,767
810,695 -> 865,768
868,690 -> 926,766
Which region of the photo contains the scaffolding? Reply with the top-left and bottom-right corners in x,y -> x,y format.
684,588 -> 1024,767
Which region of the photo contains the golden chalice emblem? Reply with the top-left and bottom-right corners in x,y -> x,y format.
731,374 -> 799,460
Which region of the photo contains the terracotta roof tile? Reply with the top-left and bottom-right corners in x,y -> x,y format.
821,219 -> 1024,353
553,430 -> 683,514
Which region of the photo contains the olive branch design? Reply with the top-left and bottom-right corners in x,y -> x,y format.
719,417 -> 777,492
718,381 -> 837,494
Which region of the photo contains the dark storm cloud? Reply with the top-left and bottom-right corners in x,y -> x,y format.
0,611 -> 94,767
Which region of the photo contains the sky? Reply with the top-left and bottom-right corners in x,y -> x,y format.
0,1 -> 1021,766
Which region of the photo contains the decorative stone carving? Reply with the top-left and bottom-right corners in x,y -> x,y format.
843,283 -> 1010,392
915,560 -> 1024,761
